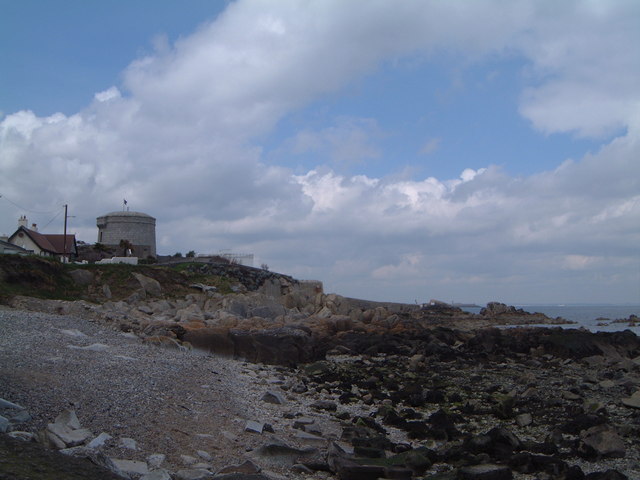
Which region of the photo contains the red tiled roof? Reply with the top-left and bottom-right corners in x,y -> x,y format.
42,233 -> 77,255
11,227 -> 77,255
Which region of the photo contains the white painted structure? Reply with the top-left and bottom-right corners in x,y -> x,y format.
96,257 -> 139,265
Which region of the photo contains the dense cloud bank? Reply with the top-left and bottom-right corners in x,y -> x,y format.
1,1 -> 639,303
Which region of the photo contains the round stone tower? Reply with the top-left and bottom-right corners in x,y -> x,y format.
96,211 -> 156,259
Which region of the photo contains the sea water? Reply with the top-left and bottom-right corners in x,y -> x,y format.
462,305 -> 640,335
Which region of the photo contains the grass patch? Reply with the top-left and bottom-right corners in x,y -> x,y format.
0,255 -> 236,303
0,254 -> 83,302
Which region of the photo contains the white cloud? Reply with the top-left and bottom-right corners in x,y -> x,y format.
516,0 -> 640,137
94,87 -> 121,103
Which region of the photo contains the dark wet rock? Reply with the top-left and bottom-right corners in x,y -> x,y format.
311,400 -> 338,412
561,413 -> 607,434
427,409 -> 462,440
508,452 -> 579,477
231,327 -> 317,366
584,471 -> 629,480
212,474 -> 272,480
402,420 -> 430,440
304,360 -> 336,377
377,406 -> 406,428
353,445 -> 386,458
0,433 -> 126,480
333,459 -> 386,480
387,448 -> 434,475
466,427 -> 522,460
490,393 -> 515,419
458,464 -> 513,480
424,390 -> 446,403
422,472 -> 457,480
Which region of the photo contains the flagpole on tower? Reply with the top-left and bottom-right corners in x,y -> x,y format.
123,199 -> 128,211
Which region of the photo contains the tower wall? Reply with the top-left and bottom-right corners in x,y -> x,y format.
96,211 -> 156,258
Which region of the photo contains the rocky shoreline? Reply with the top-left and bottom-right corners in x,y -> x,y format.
1,267 -> 639,479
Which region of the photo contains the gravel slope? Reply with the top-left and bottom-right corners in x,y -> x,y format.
0,306 -> 337,476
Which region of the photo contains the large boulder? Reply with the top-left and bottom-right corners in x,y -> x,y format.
69,269 -> 94,286
578,425 -> 626,459
133,273 -> 162,297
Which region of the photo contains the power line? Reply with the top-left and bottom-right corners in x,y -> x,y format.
0,193 -> 59,215
41,210 -> 63,229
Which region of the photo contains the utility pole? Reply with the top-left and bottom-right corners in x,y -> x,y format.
63,204 -> 68,264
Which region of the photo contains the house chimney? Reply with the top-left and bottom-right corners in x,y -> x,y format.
18,215 -> 27,228
31,223 -> 38,232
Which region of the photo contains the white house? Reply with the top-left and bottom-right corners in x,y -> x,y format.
7,216 -> 77,262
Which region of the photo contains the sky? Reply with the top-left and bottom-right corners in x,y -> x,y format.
1,0 -> 639,305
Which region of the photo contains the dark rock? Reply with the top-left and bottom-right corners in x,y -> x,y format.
291,382 -> 308,393
261,391 -> 285,405
422,472 -> 457,480
388,448 -> 434,474
311,400 -> 338,412
351,434 -> 394,452
182,328 -> 236,357
335,461 -> 386,480
403,420 -> 430,439
0,433 -> 126,479
491,393 -> 515,419
252,442 -> 316,459
427,409 -> 462,440
466,427 -> 522,460
231,327 -> 317,366
561,414 -> 607,434
212,474 -> 272,480
449,392 -> 464,403
584,471 -> 628,480
353,446 -> 385,458
508,452 -> 576,477
424,390 -> 446,403
480,303 -> 519,316
216,460 -> 261,475
351,416 -> 386,434
520,440 -> 558,455
458,464 -> 513,480
577,425 -> 626,459
383,466 -> 413,479
377,407 -> 406,428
